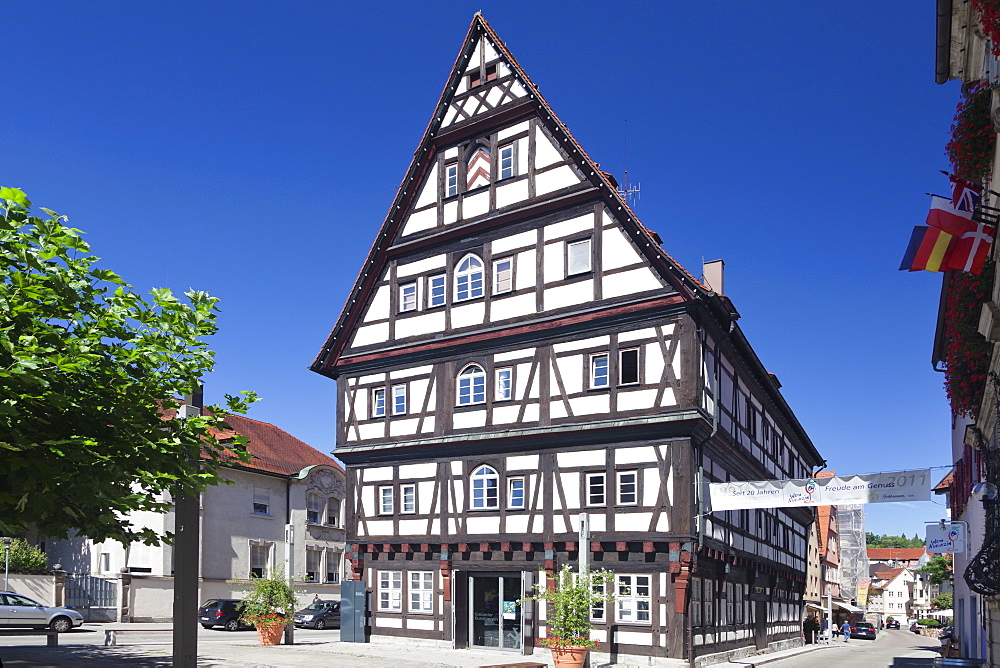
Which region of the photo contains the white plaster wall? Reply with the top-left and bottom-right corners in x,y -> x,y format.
536,165 -> 580,196
363,286 -> 390,323
515,249 -> 536,289
545,281 -> 593,311
451,302 -> 486,329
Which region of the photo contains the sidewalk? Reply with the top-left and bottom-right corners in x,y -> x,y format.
0,627 -> 832,668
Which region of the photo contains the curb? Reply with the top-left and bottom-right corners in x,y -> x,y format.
723,643 -> 832,667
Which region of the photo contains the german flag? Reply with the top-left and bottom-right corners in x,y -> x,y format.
899,225 -> 956,272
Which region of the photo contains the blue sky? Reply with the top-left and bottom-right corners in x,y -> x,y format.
6,2 -> 957,538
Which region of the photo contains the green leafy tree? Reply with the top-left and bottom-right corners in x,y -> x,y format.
866,533 -> 925,548
917,556 -> 953,585
5,538 -> 47,573
0,188 -> 256,545
932,592 -> 954,610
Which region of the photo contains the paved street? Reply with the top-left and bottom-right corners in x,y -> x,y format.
742,630 -> 950,668
0,625 -> 962,668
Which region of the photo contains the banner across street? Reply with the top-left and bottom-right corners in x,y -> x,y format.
705,469 -> 931,511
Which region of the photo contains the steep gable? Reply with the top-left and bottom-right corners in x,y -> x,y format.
312,14 -> 710,378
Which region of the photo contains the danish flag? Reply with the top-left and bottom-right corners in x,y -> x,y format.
946,221 -> 996,275
466,147 -> 491,190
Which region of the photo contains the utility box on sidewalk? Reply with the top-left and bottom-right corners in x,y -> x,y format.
340,581 -> 367,643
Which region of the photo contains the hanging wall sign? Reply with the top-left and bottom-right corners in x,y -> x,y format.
926,523 -> 967,554
705,469 -> 931,511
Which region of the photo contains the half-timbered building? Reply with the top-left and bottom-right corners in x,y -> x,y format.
311,14 -> 825,665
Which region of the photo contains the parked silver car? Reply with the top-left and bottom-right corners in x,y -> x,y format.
0,591 -> 84,632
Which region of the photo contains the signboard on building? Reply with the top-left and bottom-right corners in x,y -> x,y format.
926,522 -> 966,554
706,469 -> 931,511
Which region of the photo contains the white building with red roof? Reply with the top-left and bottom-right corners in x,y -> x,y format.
44,413 -> 346,621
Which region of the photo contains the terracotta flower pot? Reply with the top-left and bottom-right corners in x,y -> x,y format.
256,623 -> 285,645
550,645 -> 590,668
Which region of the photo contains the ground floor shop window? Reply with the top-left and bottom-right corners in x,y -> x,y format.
616,574 -> 651,624
379,571 -> 402,611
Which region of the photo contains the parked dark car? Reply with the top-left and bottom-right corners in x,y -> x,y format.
849,622 -> 877,640
911,621 -> 922,633
886,619 -> 900,629
292,600 -> 340,629
198,599 -> 251,631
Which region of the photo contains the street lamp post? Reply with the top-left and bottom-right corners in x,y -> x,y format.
2,537 -> 12,591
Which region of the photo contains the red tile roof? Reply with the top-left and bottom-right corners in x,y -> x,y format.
933,471 -> 953,493
222,414 -> 341,476
872,567 -> 906,582
867,548 -> 926,561
160,406 -> 341,476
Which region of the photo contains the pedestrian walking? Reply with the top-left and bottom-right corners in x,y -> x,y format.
841,620 -> 852,643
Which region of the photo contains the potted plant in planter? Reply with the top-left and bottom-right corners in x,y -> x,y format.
523,564 -> 614,668
238,574 -> 299,646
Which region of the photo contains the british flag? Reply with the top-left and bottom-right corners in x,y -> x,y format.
949,175 -> 983,213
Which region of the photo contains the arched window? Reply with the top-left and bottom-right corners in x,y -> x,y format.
457,364 -> 486,405
471,465 -> 499,509
454,254 -> 484,301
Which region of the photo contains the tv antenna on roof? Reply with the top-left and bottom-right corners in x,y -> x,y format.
618,118 -> 640,208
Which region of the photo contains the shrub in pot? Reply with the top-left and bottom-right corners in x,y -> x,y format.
238,573 -> 299,645
523,564 -> 614,668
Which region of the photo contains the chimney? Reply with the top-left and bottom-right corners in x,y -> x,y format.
703,259 -> 725,294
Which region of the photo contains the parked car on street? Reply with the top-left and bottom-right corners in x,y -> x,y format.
886,619 -> 900,629
198,599 -> 252,631
0,591 -> 84,632
849,622 -> 877,640
292,600 -> 340,629
910,621 -> 923,633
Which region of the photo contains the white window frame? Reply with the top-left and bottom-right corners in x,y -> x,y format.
325,550 -> 341,584
428,273 -> 446,308
379,486 -> 394,515
567,238 -> 592,275
372,387 -> 386,418
494,367 -> 512,401
619,347 -> 640,386
458,364 -> 487,406
409,571 -> 434,613
507,476 -> 525,509
392,384 -> 407,416
305,548 -> 321,583
492,256 -> 513,294
590,353 -> 609,389
587,473 -> 606,506
252,487 -> 270,516
499,143 -> 515,180
378,571 -> 402,612
590,580 -> 607,622
617,471 -> 638,506
454,254 -> 484,301
401,483 -> 416,514
326,497 -> 341,527
249,541 -> 271,579
399,282 -> 417,312
445,162 -> 458,198
306,493 -> 323,524
470,465 -> 499,510
616,574 -> 652,624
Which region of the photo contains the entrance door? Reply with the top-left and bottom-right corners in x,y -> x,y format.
469,574 -> 522,650
754,600 -> 767,650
